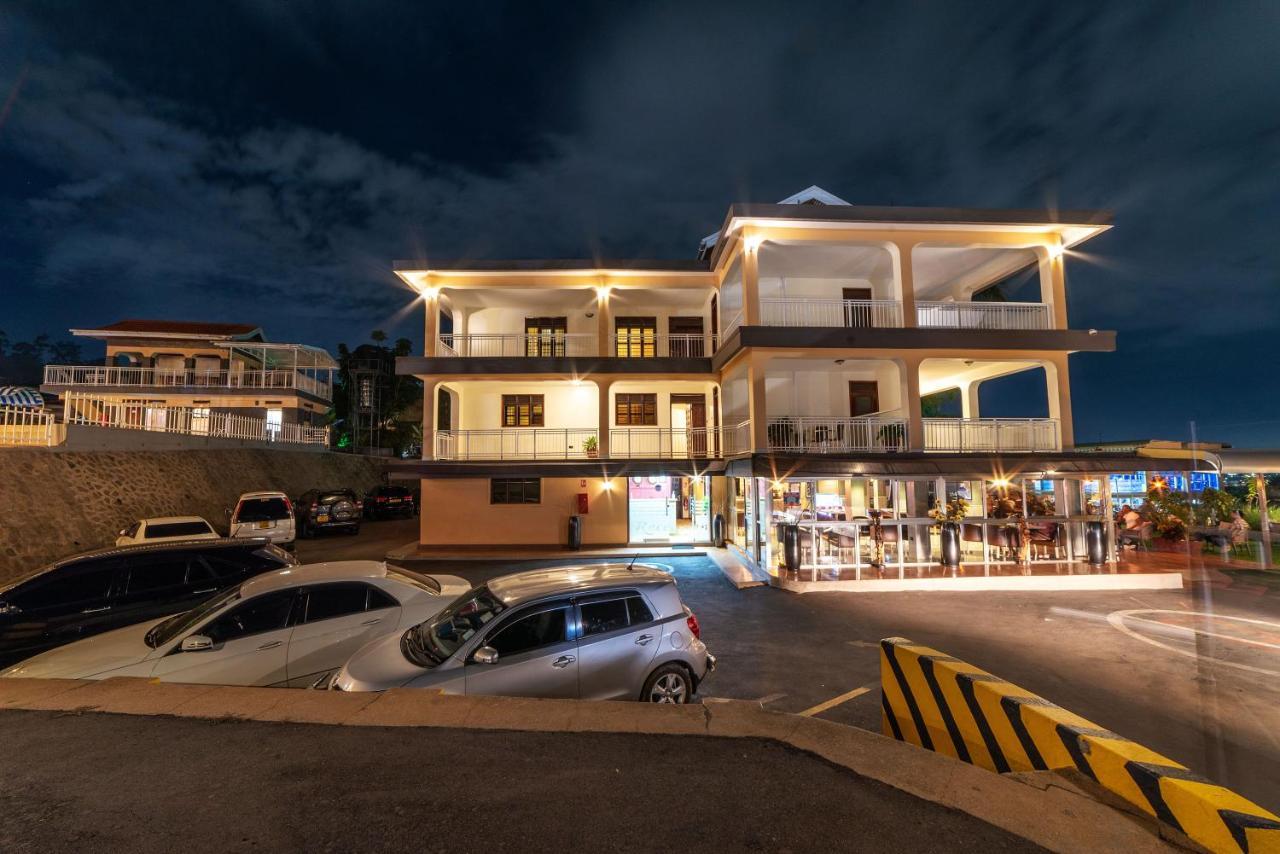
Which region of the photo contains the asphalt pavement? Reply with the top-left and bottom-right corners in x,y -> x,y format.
300,519 -> 1280,811
0,709 -> 1040,853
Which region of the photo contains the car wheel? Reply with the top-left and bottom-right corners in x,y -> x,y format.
349,526 -> 360,536
642,663 -> 692,704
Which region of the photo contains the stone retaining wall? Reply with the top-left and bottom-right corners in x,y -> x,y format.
0,448 -> 387,581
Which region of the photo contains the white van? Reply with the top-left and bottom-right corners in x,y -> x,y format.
228,491 -> 296,549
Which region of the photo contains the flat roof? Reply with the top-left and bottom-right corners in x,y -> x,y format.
72,320 -> 265,339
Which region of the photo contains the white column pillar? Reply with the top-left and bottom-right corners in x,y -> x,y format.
893,240 -> 918,328
596,284 -> 612,357
1038,243 -> 1068,329
960,380 -> 981,420
595,378 -> 613,458
742,235 -> 761,327
1044,357 -> 1073,450
422,290 -> 439,357
748,357 -> 769,451
422,379 -> 439,460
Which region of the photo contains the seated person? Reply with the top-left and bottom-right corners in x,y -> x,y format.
1121,505 -> 1142,530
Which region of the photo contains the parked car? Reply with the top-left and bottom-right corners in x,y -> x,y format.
116,516 -> 219,546
327,563 -> 715,703
1,561 -> 469,688
0,539 -> 295,668
295,489 -> 362,538
364,485 -> 415,519
228,491 -> 296,549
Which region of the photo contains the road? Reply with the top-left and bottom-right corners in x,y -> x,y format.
299,519 -> 1280,811
0,710 -> 1038,853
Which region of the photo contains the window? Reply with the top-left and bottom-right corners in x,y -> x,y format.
490,478 -> 541,504
191,407 -> 210,435
235,497 -> 290,522
615,317 -> 657,358
486,606 -> 569,657
367,587 -> 398,610
202,590 -> 296,643
123,556 -> 191,595
199,549 -> 288,580
8,562 -> 118,611
501,394 -> 544,427
626,596 -> 654,625
145,520 -> 214,539
304,583 -> 374,623
265,408 -> 283,439
524,317 -> 568,357
580,598 -> 630,636
615,393 -> 658,426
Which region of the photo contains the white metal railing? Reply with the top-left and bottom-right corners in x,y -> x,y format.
0,405 -> 58,447
433,428 -> 598,460
721,309 -> 745,344
436,333 -> 598,358
609,427 -> 721,459
766,416 -> 908,453
923,418 -> 1060,452
725,420 -> 753,455
611,333 -> 718,359
63,393 -> 329,447
915,301 -> 1053,330
759,298 -> 904,328
44,365 -> 332,399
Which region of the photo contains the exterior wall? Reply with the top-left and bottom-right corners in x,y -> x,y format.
454,382 -> 598,430
764,365 -> 902,418
62,393 -> 323,423
419,476 -> 628,546
608,381 -> 716,430
466,305 -> 596,337
758,275 -> 893,301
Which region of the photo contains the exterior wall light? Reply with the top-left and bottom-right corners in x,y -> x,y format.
745,235 -> 764,252
1047,243 -> 1064,260
595,285 -> 611,299
419,286 -> 440,300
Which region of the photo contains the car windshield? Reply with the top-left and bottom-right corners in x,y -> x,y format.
236,498 -> 289,522
144,587 -> 240,648
402,586 -> 505,667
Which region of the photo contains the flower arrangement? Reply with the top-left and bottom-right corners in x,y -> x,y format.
928,497 -> 970,526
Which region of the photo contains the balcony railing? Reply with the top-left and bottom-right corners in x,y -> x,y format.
915,301 -> 1053,330
610,333 -> 718,359
609,427 -> 723,459
923,418 -> 1060,452
436,333 -> 598,358
63,392 -> 329,446
759,298 -> 904,328
44,365 -> 332,399
0,405 -> 59,447
766,416 -> 908,453
433,428 -> 599,460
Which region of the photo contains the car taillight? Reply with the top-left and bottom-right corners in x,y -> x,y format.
356,501 -> 364,509
685,610 -> 701,639
283,496 -> 294,514
377,496 -> 387,502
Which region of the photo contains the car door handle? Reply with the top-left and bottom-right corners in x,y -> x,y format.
191,588 -> 216,595
552,655 -> 576,668
257,640 -> 283,650
361,618 -> 382,626
81,606 -> 111,614
635,634 -> 654,646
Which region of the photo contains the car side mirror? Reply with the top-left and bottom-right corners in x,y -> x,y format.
224,508 -> 232,519
118,527 -> 128,537
181,635 -> 214,652
473,646 -> 499,665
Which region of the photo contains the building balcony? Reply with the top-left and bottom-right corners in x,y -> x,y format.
766,416 -> 908,453
434,332 -> 719,360
431,425 -> 751,461
754,297 -> 1053,331
922,417 -> 1061,453
42,365 -> 333,400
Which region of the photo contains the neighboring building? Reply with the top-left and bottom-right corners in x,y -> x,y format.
41,320 -> 336,433
391,187 -> 1188,577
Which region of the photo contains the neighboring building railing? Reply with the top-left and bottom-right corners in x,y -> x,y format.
0,405 -> 58,447
915,301 -> 1053,330
436,333 -> 598,358
433,428 -> 598,460
63,393 -> 329,446
766,416 -> 908,453
759,298 -> 905,328
923,417 -> 1060,452
43,365 -> 332,399
611,333 -> 718,359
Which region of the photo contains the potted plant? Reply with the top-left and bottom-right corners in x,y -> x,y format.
583,435 -> 599,459
929,497 -> 970,567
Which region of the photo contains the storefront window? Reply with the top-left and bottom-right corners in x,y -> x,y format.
627,476 -> 711,543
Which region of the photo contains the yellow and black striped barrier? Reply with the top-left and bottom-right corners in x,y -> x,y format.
880,637 -> 1280,854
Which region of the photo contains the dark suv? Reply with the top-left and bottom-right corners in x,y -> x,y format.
364,484 -> 416,519
0,539 -> 296,668
295,489 -> 362,537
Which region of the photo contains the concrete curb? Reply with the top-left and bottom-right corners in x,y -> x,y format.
0,677 -> 1175,853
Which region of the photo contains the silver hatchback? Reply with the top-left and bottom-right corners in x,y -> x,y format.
329,564 -> 715,703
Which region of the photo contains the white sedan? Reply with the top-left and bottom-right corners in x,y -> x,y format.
0,561 -> 469,689
116,516 -> 220,546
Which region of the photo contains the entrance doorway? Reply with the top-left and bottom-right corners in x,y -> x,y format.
628,475 -> 711,543
670,394 -> 708,457
843,287 -> 873,327
849,381 -> 879,416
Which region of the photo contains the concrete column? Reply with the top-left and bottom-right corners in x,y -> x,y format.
422,379 -> 439,460
1044,356 -> 1074,450
960,380 -> 982,420
1038,244 -> 1069,329
893,240 -> 918,328
899,357 -> 924,451
456,307 -> 469,337
742,236 -> 761,327
596,284 -> 612,357
595,377 -> 613,457
748,357 -> 770,451
1257,473 -> 1272,569
422,291 -> 439,357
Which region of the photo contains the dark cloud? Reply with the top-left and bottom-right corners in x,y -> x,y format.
1,1 -> 1278,444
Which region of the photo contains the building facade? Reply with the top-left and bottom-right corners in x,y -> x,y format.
393,188 -> 1173,578
41,320 -> 336,435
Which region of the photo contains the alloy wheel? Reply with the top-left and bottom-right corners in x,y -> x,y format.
649,672 -> 688,703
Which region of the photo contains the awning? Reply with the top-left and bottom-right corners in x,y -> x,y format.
0,386 -> 44,408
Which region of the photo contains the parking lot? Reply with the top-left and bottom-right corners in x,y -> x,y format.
297,517 -> 1280,811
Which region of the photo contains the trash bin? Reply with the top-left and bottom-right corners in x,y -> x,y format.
1085,520 -> 1106,566
783,523 -> 801,572
568,515 -> 582,550
712,513 -> 726,548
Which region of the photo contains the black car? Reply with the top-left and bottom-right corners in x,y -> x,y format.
0,539 -> 296,668
364,484 -> 416,519
296,488 -> 362,537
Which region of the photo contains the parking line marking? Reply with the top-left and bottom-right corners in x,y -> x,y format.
799,683 -> 876,717
755,692 -> 786,705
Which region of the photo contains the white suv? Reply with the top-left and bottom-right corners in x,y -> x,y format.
228,491 -> 296,550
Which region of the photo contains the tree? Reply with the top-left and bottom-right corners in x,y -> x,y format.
370,329 -> 388,344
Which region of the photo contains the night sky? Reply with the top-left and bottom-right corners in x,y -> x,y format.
2,2 -> 1277,445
